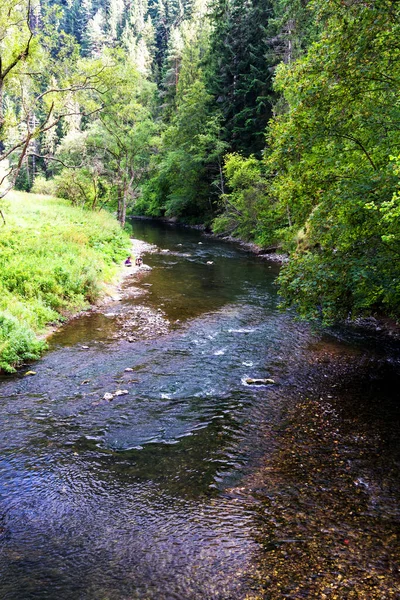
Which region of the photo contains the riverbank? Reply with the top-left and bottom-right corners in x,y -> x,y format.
100,238 -> 157,304
131,215 -> 289,262
130,217 -> 400,338
0,191 -> 131,372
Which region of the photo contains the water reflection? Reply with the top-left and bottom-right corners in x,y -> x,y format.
0,220 -> 398,598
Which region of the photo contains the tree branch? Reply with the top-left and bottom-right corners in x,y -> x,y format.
329,131 -> 377,170
29,153 -> 85,169
1,0 -> 33,79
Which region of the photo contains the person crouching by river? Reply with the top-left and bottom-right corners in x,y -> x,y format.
135,256 -> 143,267
124,256 -> 132,266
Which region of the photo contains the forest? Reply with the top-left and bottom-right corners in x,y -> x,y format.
1,3 -> 400,596
1,0 -> 399,325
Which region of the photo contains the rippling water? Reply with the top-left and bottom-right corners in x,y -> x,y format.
0,220 -> 399,599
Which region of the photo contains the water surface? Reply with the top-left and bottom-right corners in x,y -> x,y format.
0,220 -> 398,598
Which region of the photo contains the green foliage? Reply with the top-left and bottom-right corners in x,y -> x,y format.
139,13 -> 227,222
268,0 -> 320,64
212,153 -> 276,243
31,175 -> 57,196
0,0 -> 97,203
2,0 -> 400,329
206,0 -> 276,156
0,191 -> 131,371
268,0 -> 400,322
53,167 -> 110,210
80,52 -> 158,225
0,313 -> 46,373
140,79 -> 226,221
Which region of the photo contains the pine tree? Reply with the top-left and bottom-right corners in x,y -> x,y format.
206,0 -> 275,156
85,8 -> 107,56
108,0 -> 125,42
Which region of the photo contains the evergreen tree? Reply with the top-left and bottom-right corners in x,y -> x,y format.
138,7 -> 226,221
206,0 -> 275,156
85,8 -> 107,56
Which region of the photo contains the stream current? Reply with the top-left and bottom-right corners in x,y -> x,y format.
0,220 -> 399,599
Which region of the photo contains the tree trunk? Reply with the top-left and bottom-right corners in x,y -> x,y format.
117,180 -> 127,228
121,181 -> 128,228
218,159 -> 225,195
0,77 -> 4,139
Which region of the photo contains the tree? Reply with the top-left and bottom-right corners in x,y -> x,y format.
80,54 -> 158,227
0,0 -> 38,212
212,153 -> 271,241
206,0 -> 275,156
139,7 -> 227,222
267,0 -> 318,66
0,0 -> 103,221
51,130 -> 110,210
267,0 -> 400,322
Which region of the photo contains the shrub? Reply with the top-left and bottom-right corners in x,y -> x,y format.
0,312 -> 47,373
31,176 -> 57,196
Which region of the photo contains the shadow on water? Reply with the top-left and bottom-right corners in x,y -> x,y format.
0,219 -> 399,598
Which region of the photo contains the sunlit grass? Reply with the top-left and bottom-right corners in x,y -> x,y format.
0,191 -> 131,371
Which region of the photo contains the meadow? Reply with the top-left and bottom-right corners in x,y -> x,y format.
0,192 -> 131,372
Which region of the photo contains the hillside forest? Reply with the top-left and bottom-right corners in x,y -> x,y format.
1,0 -> 400,325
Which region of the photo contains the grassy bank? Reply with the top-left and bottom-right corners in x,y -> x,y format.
0,191 -> 131,372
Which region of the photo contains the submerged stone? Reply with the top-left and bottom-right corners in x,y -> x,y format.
245,377 -> 275,385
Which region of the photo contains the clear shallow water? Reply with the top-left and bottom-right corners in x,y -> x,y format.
0,221 -> 399,598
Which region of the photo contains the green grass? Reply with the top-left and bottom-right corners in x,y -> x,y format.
0,191 -> 131,372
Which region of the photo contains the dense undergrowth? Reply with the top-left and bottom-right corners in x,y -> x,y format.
0,192 -> 130,372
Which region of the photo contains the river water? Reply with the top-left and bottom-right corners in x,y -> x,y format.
0,220 -> 399,599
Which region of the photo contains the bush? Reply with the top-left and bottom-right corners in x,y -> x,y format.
31,176 -> 57,196
0,312 -> 46,373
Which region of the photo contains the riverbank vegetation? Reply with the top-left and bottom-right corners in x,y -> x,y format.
0,192 -> 130,371
1,0 -> 399,326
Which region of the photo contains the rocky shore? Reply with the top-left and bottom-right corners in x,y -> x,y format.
41,239 -> 158,342
101,238 -> 157,304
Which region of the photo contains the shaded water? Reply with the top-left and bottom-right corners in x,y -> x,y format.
0,221 -> 399,598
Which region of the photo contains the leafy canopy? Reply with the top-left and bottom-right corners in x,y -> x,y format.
267,0 -> 400,322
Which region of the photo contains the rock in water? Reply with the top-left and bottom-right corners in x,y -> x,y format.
103,392 -> 114,401
24,371 -> 36,376
114,390 -> 129,396
245,378 -> 275,385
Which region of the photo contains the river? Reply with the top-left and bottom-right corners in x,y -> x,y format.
0,220 -> 399,599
